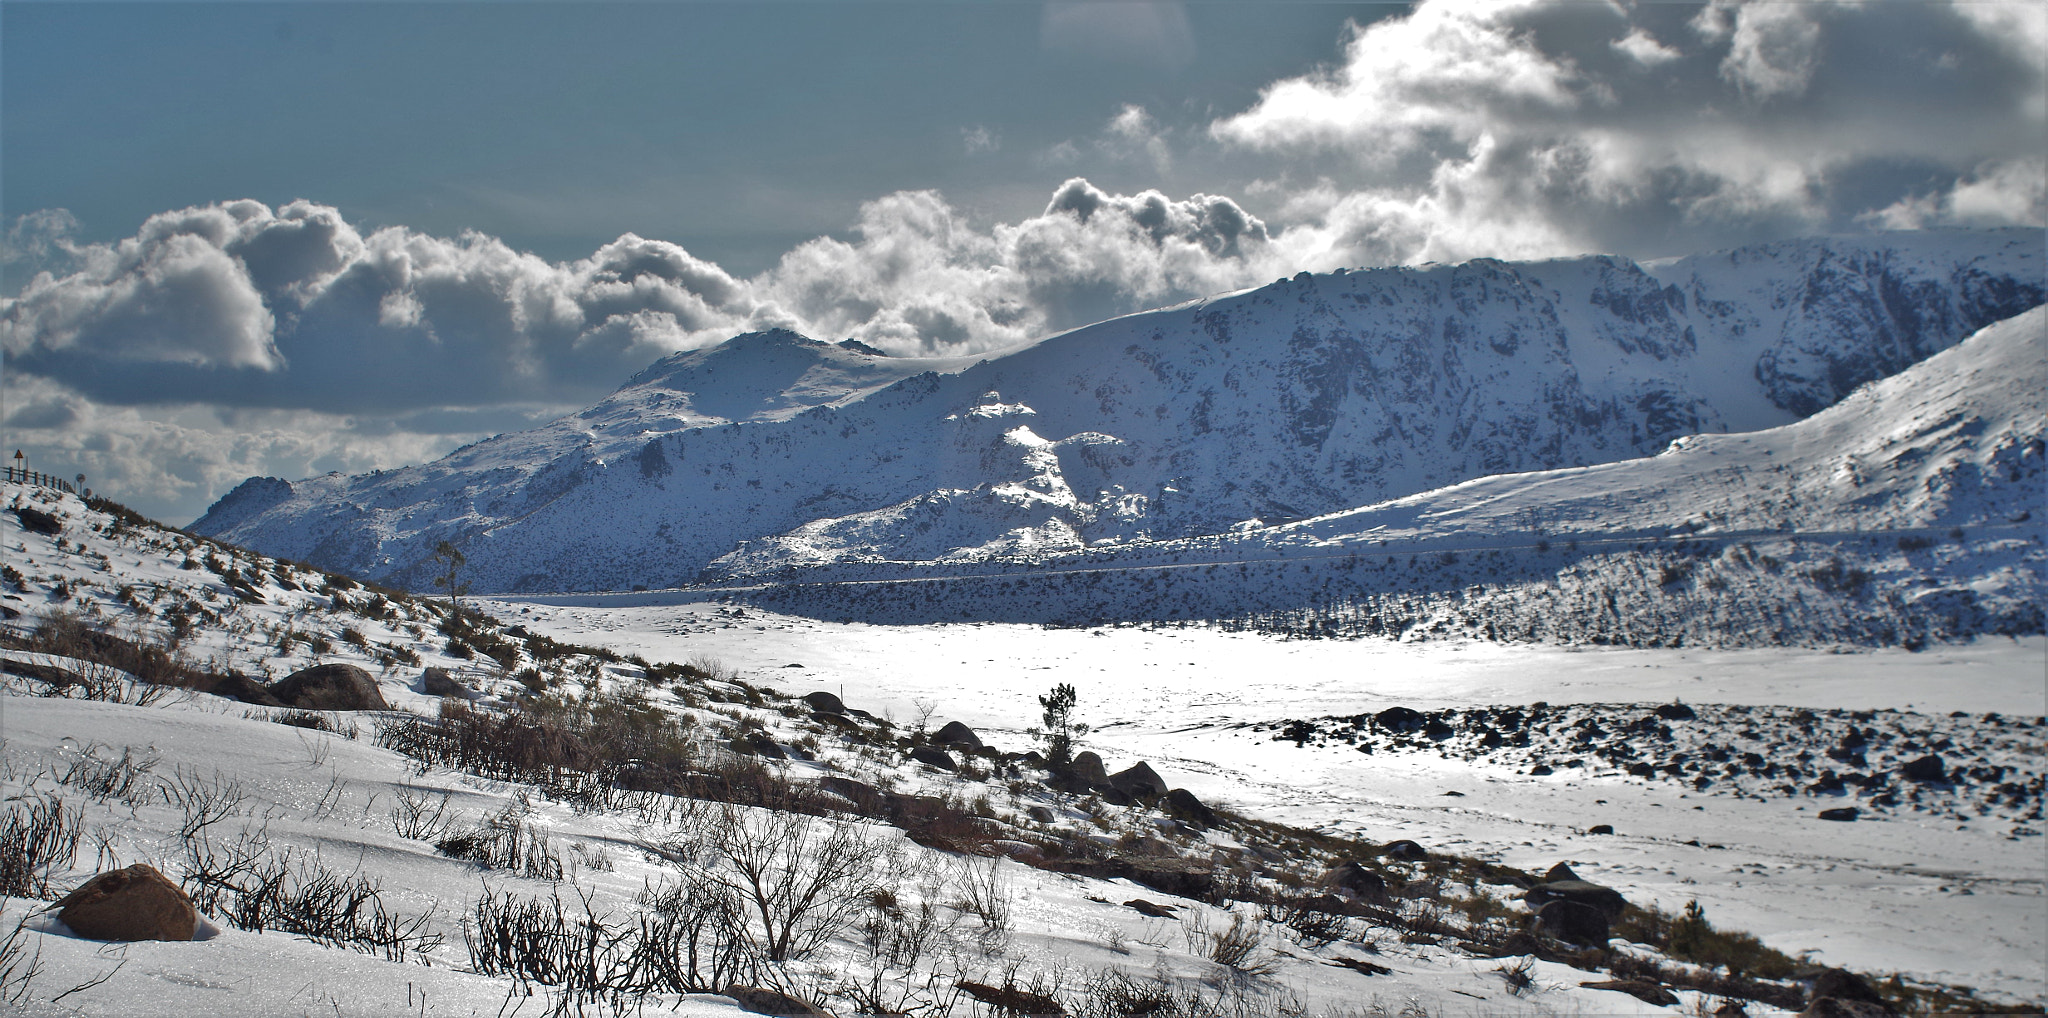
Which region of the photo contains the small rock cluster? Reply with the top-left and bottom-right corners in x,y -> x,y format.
1258,702 -> 2045,832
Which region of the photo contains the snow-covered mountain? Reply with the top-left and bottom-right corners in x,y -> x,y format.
193,229 -> 2044,596
721,307 -> 2043,646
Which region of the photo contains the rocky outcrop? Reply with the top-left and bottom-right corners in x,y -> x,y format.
1525,878 -> 1627,919
270,663 -> 388,711
934,721 -> 982,748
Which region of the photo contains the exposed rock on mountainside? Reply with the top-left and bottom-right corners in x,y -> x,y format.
193,230 -> 2042,599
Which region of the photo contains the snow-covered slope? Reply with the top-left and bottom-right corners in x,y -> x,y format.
714,308 -> 2045,646
193,229 -> 2043,594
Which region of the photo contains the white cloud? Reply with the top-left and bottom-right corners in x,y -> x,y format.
1208,0 -> 2047,265
1715,1 -> 1825,100
1612,27 -> 1681,67
1863,158 -> 2048,231
2,372 -> 478,522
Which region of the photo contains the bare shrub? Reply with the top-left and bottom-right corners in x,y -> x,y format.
56,743 -> 158,804
436,794 -> 564,880
464,879 -> 751,1008
219,849 -> 443,963
1280,900 -> 1347,948
160,768 -> 247,841
0,795 -> 83,899
388,783 -> 455,842
1206,913 -> 1275,975
690,804 -> 886,963
954,855 -> 1012,947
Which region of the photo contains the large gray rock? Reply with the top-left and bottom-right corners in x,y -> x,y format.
1066,751 -> 1109,785
723,985 -> 835,1017
803,691 -> 845,714
1898,755 -> 1946,783
1524,878 -> 1628,919
1532,898 -> 1609,945
208,672 -> 284,707
1163,787 -> 1217,828
934,720 -> 982,748
271,663 -> 388,711
909,745 -> 956,771
1323,861 -> 1388,898
1108,761 -> 1168,798
420,667 -> 475,699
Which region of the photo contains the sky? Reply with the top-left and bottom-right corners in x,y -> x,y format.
3,0 -> 2044,526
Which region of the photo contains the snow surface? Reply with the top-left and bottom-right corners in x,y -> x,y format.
487,595 -> 2048,1001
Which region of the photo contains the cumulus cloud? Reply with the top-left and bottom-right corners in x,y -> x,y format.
3,181 -> 1282,409
1,371 -> 487,519
1862,158 -> 2048,231
1211,0 -> 2046,263
2,182 -> 1286,520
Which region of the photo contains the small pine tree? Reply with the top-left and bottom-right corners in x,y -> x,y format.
1035,683 -> 1089,767
432,540 -> 469,616
1669,899 -> 1711,957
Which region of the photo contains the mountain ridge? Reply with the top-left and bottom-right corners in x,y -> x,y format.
192,228 -> 2044,598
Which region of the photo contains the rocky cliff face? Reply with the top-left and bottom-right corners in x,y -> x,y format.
192,229 -> 2043,594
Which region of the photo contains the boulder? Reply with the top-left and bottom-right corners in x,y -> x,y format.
56,864 -> 197,942
909,746 -> 956,771
1524,879 -> 1627,919
934,721 -> 982,748
1026,805 -> 1057,823
1162,788 -> 1217,828
1374,706 -> 1424,733
1655,702 -> 1698,721
803,691 -> 846,715
1581,980 -> 1679,1007
270,663 -> 387,711
1066,751 -> 1110,785
1108,762 -> 1168,799
1531,899 -> 1609,945
1381,839 -> 1428,861
723,985 -> 835,1017
957,981 -> 1066,1017
1124,898 -> 1176,918
730,736 -> 786,760
1297,893 -> 1362,917
208,673 -> 284,707
1808,969 -> 1889,1008
1586,824 -> 1614,835
420,667 -> 474,699
818,775 -> 881,807
1818,807 -> 1860,822
1898,755 -> 1946,783
1543,862 -> 1580,883
1801,1002 -> 1894,1018
1324,861 -> 1388,898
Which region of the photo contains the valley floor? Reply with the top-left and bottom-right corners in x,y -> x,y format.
487,596 -> 2048,1002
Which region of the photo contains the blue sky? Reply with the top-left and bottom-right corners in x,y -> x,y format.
3,0 -> 2043,525
4,2 -> 1383,271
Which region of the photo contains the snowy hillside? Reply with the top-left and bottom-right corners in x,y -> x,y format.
28,480 -> 2040,1016
192,229 -> 2043,596
687,308 -> 2044,647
